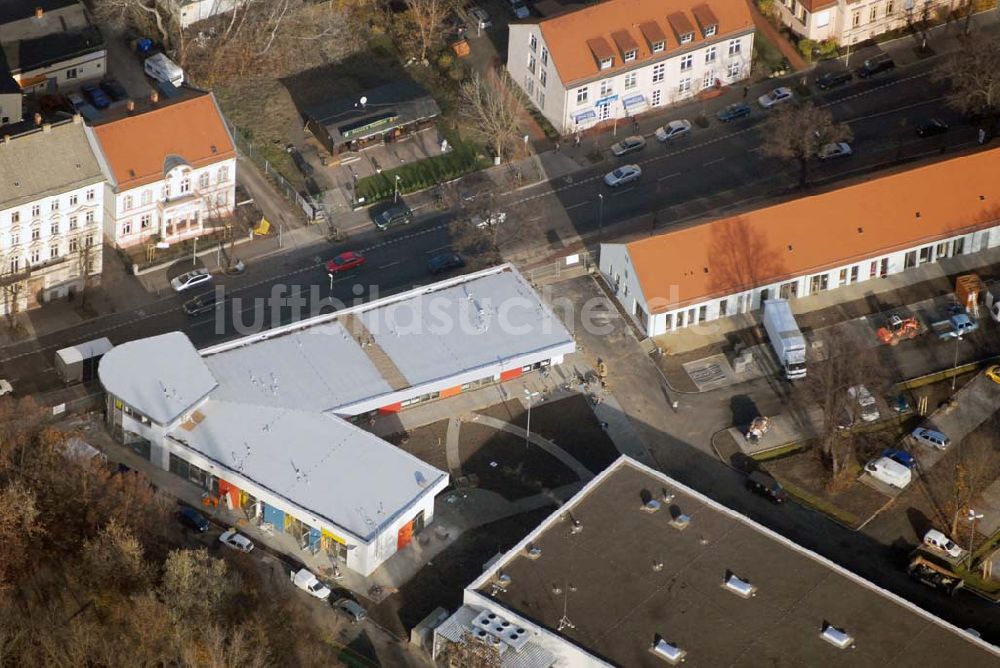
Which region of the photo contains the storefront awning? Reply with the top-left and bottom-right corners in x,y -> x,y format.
573,109 -> 597,123
623,94 -> 647,109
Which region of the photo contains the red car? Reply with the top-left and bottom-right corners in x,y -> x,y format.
326,251 -> 366,273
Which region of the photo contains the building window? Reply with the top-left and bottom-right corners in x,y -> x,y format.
664,313 -> 673,330
624,49 -> 637,62
528,55 -> 536,74
624,72 -> 637,90
69,215 -> 78,231
30,226 -> 39,241
728,39 -> 741,55
727,61 -> 740,78
680,54 -> 693,70
703,71 -> 714,89
529,33 -> 537,52
10,212 -> 18,224
66,68 -> 77,79
10,231 -> 18,246
652,40 -> 664,53
123,195 -> 133,210
538,91 -> 545,109
599,57 -> 613,70
525,77 -> 534,96
918,245 -> 933,264
651,89 -> 662,106
652,63 -> 665,83
69,194 -> 78,206
217,166 -> 229,183
953,237 -> 965,255
705,46 -> 717,63
678,77 -> 692,94
704,25 -> 717,37
599,80 -> 613,96
719,299 -> 728,316
69,237 -> 79,253
850,266 -> 859,283
886,0 -> 894,14
140,213 -> 152,229
698,305 -> 707,322
198,172 -> 210,190
86,234 -> 94,247
31,204 -> 40,218
541,46 -> 548,65
869,6 -> 877,21
50,199 -> 59,212
576,86 -> 588,104
852,10 -> 860,27
50,221 -> 58,236
904,250 -> 917,269
9,257 -> 17,273
180,178 -> 191,194
85,211 -> 94,224
810,274 -> 829,292
49,244 -> 59,260
216,192 -> 228,207
839,268 -> 849,286
122,221 -> 132,236
540,70 -> 547,88
141,189 -> 152,205
30,248 -> 39,264
86,189 -> 94,201
680,32 -> 693,44
935,242 -> 950,260
164,183 -> 171,198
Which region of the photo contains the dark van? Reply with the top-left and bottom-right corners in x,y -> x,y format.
745,471 -> 788,504
855,53 -> 894,78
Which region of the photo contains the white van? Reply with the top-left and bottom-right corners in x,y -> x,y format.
144,53 -> 184,87
923,529 -> 964,559
865,456 -> 912,489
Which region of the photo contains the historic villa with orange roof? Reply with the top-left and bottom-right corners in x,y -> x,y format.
600,147 -> 1000,337
85,91 -> 236,249
506,0 -> 754,134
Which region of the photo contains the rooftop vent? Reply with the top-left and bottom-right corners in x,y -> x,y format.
820,623 -> 854,649
643,499 -> 661,513
497,572 -> 512,586
570,519 -> 583,535
211,144 -> 218,153
472,610 -> 530,652
669,506 -> 690,530
650,638 -> 687,664
980,195 -> 986,200
150,91 -> 159,104
915,211 -> 921,218
652,560 -> 664,572
127,99 -> 135,112
524,544 -> 542,559
722,572 -> 757,599
35,7 -> 43,18
661,489 -> 675,504
787,244 -> 793,251
703,267 -> 708,273
857,227 -> 863,234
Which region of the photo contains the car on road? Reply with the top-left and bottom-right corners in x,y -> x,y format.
603,164 -> 642,187
468,6 -> 491,27
100,78 -> 129,102
326,251 -> 366,273
848,385 -> 879,422
427,252 -> 465,275
815,70 -> 852,90
745,471 -> 787,504
916,118 -> 949,137
912,427 -> 950,450
292,568 -> 332,601
880,448 -> 916,469
182,291 -> 222,316
817,142 -> 852,160
67,92 -> 86,110
986,364 -> 1000,384
654,119 -> 692,142
610,135 -> 646,157
855,53 -> 894,78
372,203 -> 413,231
333,598 -> 367,623
177,506 -> 210,532
219,529 -> 254,553
716,102 -> 751,122
758,87 -> 793,109
171,268 -> 212,292
81,84 -> 111,110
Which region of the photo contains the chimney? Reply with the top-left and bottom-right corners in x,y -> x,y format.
33,113 -> 42,126
72,113 -> 82,124
2,135 -> 10,144
35,6 -> 43,18
126,99 -> 135,112
150,91 -> 159,104
42,123 -> 52,133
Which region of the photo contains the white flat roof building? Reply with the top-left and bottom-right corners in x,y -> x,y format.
99,264 -> 575,576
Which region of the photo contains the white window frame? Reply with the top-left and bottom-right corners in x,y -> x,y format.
541,46 -> 548,65
728,39 -> 741,55
576,87 -> 589,104
624,49 -> 636,62
624,72 -> 637,90
599,57 -> 613,70
529,33 -> 537,52
652,41 -> 664,53
651,89 -> 662,106
705,46 -> 717,63
599,80 -> 613,97
704,25 -> 717,37
652,63 -> 665,83
680,33 -> 693,45
678,77 -> 692,94
680,54 -> 693,71
540,70 -> 547,88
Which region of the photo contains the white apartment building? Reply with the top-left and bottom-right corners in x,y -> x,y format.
165,0 -> 245,28
777,0 -> 960,46
0,116 -> 104,315
507,0 -> 754,135
87,92 -> 236,249
600,146 -> 1000,337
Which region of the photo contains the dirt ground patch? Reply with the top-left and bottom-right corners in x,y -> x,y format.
477,395 -> 621,475
369,507 -> 551,636
382,419 -> 449,473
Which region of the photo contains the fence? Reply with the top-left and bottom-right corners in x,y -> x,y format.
524,251 -> 594,285
226,121 -> 328,224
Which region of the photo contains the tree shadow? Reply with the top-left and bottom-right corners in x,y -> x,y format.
706,216 -> 787,303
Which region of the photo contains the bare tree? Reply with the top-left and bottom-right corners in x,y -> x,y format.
759,102 -> 852,187
461,72 -> 523,162
92,0 -> 184,61
926,423 -> 1000,538
404,0 -> 459,63
933,33 -> 1000,130
0,271 -> 23,334
74,232 -> 98,310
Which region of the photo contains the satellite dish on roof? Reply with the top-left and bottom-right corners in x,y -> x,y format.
360,96 -> 368,108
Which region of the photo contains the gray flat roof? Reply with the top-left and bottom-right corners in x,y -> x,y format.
171,400 -> 446,541
472,458 -> 999,667
99,332 -> 217,425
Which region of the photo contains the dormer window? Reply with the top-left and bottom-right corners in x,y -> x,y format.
704,25 -> 717,37
651,40 -> 665,53
600,58 -> 613,70
680,32 -> 693,44
624,49 -> 636,62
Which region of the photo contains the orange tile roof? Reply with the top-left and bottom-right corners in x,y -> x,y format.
799,0 -> 837,11
92,93 -> 235,191
624,149 -> 1000,313
691,4 -> 719,31
539,0 -> 753,84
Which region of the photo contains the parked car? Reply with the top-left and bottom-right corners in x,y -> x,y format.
326,251 -> 366,273
603,164 -> 642,187
888,393 -> 911,413
815,70 -> 852,90
67,92 -> 86,110
758,86 -> 793,109
177,506 -> 210,532
100,78 -> 129,101
848,385 -> 880,422
716,102 -> 751,122
81,84 -> 111,110
372,203 -> 413,231
182,291 -> 222,316
986,364 -> 1000,384
865,456 -> 912,489
923,529 -> 964,559
428,252 -> 465,275
745,471 -> 787,504
470,212 -> 506,229
880,448 -> 916,469
912,427 -> 950,450
219,529 -> 254,553
505,0 -> 529,19
291,568 -> 332,601
468,6 -> 491,28
817,142 -> 852,160
916,118 -> 949,137
333,598 -> 367,623
855,53 -> 894,78
610,135 -> 646,157
654,119 -> 692,142
171,268 -> 212,292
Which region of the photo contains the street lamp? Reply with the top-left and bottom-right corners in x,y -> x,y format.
394,175 -> 402,203
951,335 -> 964,391
597,193 -> 604,242
524,388 -> 540,450
966,508 -> 984,568
328,272 -> 335,294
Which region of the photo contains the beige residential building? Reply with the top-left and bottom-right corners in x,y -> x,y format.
776,0 -> 961,46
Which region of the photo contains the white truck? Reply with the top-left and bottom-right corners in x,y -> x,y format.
291,568 -> 331,601
985,279 -> 1000,323
144,53 -> 184,87
762,299 -> 807,380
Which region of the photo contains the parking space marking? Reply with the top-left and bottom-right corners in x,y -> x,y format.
658,172 -> 681,181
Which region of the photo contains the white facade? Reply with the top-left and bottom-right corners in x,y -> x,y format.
602,225 -> 1000,338
507,24 -> 753,135
102,158 -> 236,249
777,0 -> 959,46
167,0 -> 245,28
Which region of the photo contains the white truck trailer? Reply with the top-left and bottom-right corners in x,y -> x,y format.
762,299 -> 807,380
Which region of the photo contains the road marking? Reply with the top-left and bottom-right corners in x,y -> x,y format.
424,244 -> 453,254
657,172 -> 681,182
565,201 -> 590,210
378,260 -> 403,269
703,157 -> 725,167
610,186 -> 636,196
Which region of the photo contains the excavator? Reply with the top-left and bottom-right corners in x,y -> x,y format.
876,314 -> 921,345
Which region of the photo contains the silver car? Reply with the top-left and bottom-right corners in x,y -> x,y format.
654,120 -> 692,142
604,164 -> 642,187
818,142 -> 852,160
610,135 -> 646,157
171,268 -> 212,292
758,86 -> 793,109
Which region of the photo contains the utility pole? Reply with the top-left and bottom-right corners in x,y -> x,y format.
524,388 -> 540,450
597,193 -> 605,241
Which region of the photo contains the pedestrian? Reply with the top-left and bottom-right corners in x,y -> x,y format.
632,118 -> 640,132
742,85 -> 749,99
978,128 -> 987,145
574,132 -> 582,148
555,141 -> 560,152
